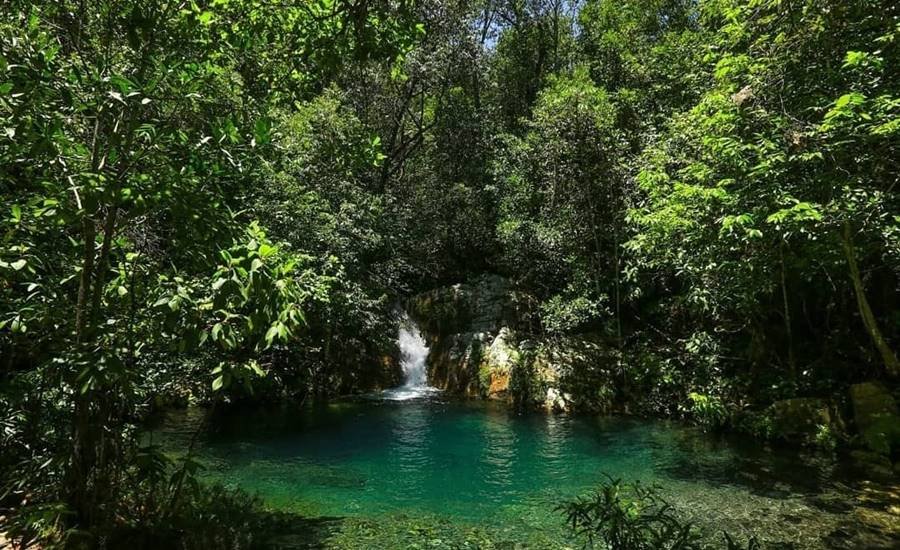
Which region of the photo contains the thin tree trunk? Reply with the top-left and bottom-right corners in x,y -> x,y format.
75,218 -> 96,344
613,221 -> 622,347
89,206 -> 118,327
780,242 -> 796,376
842,222 -> 899,377
70,217 -> 97,523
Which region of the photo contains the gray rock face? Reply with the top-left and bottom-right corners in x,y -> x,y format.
409,275 -> 534,398
408,274 -> 536,336
426,331 -> 490,397
409,276 -> 618,412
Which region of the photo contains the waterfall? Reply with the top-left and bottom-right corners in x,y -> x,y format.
382,312 -> 439,400
398,315 -> 429,388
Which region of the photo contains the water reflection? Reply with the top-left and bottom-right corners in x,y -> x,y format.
388,402 -> 433,489
478,408 -> 516,496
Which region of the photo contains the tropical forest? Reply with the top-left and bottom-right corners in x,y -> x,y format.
1,0 -> 899,548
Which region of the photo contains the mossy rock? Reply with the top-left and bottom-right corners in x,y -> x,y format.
850,382 -> 898,431
767,398 -> 831,440
407,291 -> 474,336
520,335 -> 618,413
850,382 -> 900,455
861,415 -> 900,456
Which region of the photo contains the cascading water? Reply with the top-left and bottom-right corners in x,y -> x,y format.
382,312 -> 440,400
398,318 -> 429,387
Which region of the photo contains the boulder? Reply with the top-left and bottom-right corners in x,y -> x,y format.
409,275 -> 538,399
860,415 -> 900,456
545,387 -> 569,413
767,398 -> 832,439
484,327 -> 519,372
408,276 -> 619,412
850,382 -> 900,455
850,382 -> 898,432
849,449 -> 893,474
481,328 -> 519,398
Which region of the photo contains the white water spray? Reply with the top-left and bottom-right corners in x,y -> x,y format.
399,317 -> 429,387
382,312 -> 439,400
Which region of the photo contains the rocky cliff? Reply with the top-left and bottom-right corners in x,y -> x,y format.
407,274 -> 618,412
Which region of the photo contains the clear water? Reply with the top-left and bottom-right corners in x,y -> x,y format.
151,398 -> 900,549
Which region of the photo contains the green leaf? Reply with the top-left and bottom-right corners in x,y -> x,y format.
258,243 -> 276,258
265,322 -> 281,346
109,75 -> 136,93
834,92 -> 865,109
246,359 -> 265,377
11,259 -> 26,271
253,118 -> 271,145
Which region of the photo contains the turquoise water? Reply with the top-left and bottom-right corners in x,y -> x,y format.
153,396 -> 899,548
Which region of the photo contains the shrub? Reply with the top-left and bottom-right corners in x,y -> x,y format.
688,392 -> 728,431
559,476 -> 761,549
557,476 -> 701,549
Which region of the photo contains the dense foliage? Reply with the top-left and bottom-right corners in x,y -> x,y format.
1,0 -> 898,547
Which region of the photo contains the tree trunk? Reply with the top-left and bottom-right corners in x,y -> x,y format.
75,217 -> 96,343
842,222 -> 899,377
89,206 -> 118,328
780,242 -> 796,376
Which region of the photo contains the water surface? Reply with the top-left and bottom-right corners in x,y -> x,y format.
152,397 -> 900,548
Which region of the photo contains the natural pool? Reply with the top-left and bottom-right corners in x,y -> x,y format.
151,395 -> 900,549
